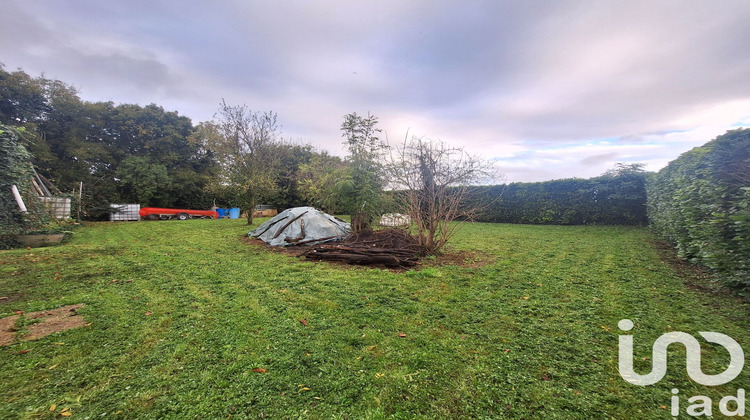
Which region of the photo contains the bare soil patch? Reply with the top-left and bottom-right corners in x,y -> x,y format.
425,249 -> 495,269
649,239 -> 748,305
0,304 -> 86,346
242,230 -> 494,270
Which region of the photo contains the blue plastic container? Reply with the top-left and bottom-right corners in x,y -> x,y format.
229,208 -> 240,219
216,208 -> 227,218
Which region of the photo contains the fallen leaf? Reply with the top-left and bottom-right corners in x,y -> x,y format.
660,405 -> 667,409
398,332 -> 407,338
541,374 -> 551,381
252,368 -> 268,373
61,412 -> 72,417
313,396 -> 322,400
299,387 -> 311,392
601,325 -> 611,332
49,404 -> 57,412
54,342 -> 65,346
521,296 -> 529,300
17,349 -> 31,355
299,319 -> 308,326
504,349 -> 511,353
48,364 -> 58,370
573,390 -> 581,395
145,312 -> 152,316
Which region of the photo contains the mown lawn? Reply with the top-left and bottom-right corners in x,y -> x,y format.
0,220 -> 748,419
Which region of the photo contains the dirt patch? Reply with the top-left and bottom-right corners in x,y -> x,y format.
649,239 -> 747,303
242,231 -> 494,271
0,304 -> 87,346
0,315 -> 19,346
426,249 -> 495,269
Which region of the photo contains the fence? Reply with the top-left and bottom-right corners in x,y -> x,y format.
39,197 -> 71,220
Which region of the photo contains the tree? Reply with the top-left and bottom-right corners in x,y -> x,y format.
1,65 -> 216,218
271,143 -> 317,209
340,112 -> 388,231
0,64 -> 47,125
389,136 -> 496,254
208,100 -> 283,224
115,156 -> 170,205
297,152 -> 348,214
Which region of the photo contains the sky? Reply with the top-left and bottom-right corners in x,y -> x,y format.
3,0 -> 750,182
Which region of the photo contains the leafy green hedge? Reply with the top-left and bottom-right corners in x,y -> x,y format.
465,165 -> 648,225
647,128 -> 750,291
0,124 -> 50,248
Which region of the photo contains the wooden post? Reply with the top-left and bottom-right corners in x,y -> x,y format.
77,182 -> 83,222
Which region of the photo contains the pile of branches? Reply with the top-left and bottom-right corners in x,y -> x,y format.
300,229 -> 425,268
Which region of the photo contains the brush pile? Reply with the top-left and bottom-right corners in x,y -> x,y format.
300,229 -> 424,268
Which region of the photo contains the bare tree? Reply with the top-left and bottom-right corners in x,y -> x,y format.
388,135 -> 497,254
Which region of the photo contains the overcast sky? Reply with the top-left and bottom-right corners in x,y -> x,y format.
3,1 -> 750,182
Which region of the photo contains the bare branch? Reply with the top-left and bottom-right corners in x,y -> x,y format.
387,135 -> 501,254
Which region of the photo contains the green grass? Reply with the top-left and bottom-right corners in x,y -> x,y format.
0,220 -> 748,419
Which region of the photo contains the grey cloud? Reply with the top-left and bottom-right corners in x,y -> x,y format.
3,0 -> 750,181
579,152 -> 619,166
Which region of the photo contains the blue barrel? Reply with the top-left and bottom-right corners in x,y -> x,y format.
229,208 -> 240,219
216,208 -> 227,218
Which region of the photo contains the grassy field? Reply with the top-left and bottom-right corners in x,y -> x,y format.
0,219 -> 748,419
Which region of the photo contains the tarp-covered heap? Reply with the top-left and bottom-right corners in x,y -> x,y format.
249,206 -> 350,247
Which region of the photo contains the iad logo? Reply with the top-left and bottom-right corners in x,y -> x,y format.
617,319 -> 744,386
617,319 -> 746,417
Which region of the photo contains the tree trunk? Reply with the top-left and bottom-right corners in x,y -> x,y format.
351,212 -> 369,233
246,199 -> 255,225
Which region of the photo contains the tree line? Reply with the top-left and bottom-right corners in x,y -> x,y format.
1,64 -> 495,254
0,64 -> 364,220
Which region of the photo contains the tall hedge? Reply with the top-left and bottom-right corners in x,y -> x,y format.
647,128 -> 750,291
0,124 -> 50,248
466,166 -> 648,225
